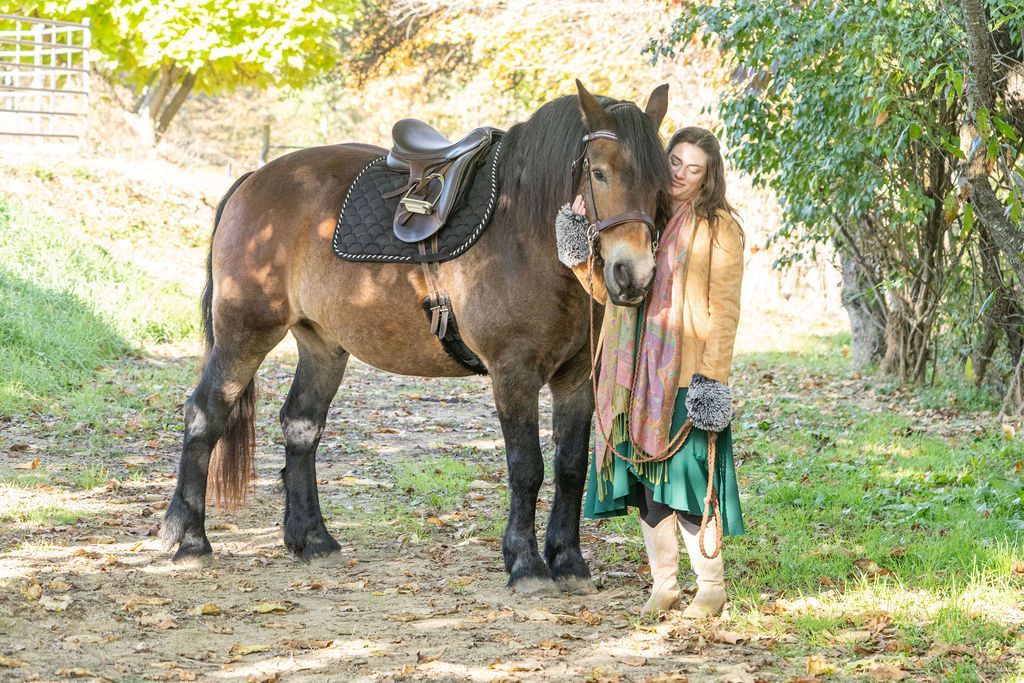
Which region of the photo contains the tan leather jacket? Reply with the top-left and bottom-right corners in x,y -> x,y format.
571,209 -> 744,387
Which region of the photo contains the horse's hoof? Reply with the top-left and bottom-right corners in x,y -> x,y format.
306,550 -> 345,567
170,551 -> 214,569
556,576 -> 598,595
511,576 -> 560,596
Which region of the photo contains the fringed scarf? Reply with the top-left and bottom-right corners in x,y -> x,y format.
594,202 -> 695,493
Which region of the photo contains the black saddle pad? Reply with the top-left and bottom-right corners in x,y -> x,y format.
332,138 -> 504,264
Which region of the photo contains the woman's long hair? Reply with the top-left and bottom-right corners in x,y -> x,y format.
667,127 -> 742,244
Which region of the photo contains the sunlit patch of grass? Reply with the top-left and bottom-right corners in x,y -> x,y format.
0,504 -> 82,526
0,194 -> 198,419
76,465 -> 109,491
393,457 -> 482,512
0,471 -> 53,489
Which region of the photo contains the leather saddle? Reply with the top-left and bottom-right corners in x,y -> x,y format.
386,119 -> 503,244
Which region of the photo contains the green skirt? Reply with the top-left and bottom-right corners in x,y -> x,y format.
583,387 -> 745,536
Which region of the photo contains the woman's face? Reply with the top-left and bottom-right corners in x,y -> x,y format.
668,142 -> 709,205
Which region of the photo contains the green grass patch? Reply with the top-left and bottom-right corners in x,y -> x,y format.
393,457 -> 482,512
0,503 -> 82,526
75,465 -> 110,491
0,193 -> 198,419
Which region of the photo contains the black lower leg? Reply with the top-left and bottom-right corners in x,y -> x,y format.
280,343 -> 346,561
545,364 -> 596,593
492,368 -> 554,593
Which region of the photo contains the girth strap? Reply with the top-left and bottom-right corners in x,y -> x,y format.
416,239 -> 487,375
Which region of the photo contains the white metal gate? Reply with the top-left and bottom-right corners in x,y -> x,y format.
0,13 -> 90,148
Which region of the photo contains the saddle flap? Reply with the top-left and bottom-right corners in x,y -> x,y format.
393,132 -> 500,244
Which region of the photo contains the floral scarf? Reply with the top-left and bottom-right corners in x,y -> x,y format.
594,202 -> 695,480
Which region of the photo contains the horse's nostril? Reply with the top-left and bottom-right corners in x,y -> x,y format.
612,262 -> 629,288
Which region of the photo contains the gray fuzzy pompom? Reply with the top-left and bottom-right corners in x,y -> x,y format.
555,204 -> 591,267
685,373 -> 733,433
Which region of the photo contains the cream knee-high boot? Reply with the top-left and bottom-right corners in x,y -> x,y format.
678,514 -> 726,618
639,515 -> 680,617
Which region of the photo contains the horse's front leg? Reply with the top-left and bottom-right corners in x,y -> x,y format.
546,351 -> 598,594
491,366 -> 558,595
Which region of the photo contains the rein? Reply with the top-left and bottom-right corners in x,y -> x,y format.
577,121 -> 722,559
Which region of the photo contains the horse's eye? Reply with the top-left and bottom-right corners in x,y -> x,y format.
592,168 -> 607,183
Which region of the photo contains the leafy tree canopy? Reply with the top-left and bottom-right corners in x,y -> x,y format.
12,0 -> 358,92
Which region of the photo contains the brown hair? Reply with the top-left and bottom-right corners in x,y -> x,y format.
667,126 -> 742,244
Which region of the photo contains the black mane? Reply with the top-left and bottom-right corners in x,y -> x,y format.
497,93 -> 671,235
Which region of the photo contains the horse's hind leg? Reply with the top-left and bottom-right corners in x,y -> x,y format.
491,365 -> 558,595
280,325 -> 348,562
545,350 -> 598,594
162,336 -> 281,565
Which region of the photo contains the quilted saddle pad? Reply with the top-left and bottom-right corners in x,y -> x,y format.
332,138 -> 504,264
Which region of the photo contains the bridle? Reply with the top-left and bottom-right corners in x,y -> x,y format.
570,105 -> 660,257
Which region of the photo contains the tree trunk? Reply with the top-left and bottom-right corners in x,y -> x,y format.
156,71 -> 197,135
960,0 -> 1024,412
838,243 -> 886,369
880,303 -> 931,383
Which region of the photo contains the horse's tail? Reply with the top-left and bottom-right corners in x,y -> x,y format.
204,172 -> 256,509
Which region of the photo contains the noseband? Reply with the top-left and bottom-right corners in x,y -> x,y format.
570,108 -> 659,256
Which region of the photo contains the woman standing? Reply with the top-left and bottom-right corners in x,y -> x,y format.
556,126 -> 745,618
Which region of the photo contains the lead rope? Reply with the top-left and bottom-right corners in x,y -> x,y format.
586,246 -> 722,560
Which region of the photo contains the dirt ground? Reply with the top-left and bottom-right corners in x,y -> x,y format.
0,342 -> 802,683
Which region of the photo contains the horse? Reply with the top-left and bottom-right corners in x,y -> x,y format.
161,81 -> 670,595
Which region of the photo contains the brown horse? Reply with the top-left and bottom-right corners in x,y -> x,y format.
161,81 -> 670,595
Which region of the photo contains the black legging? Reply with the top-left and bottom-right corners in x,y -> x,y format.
638,484 -> 702,532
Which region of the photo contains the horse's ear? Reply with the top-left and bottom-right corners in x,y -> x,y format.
645,83 -> 669,131
576,79 -> 613,131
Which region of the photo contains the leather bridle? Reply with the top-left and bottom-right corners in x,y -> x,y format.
570,109 -> 659,257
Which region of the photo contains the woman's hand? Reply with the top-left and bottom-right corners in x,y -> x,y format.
572,194 -> 587,217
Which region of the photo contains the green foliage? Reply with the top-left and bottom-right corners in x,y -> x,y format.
651,0 -> 963,266
12,0 -> 358,93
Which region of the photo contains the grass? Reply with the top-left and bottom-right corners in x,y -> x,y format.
76,465 -> 109,491
0,194 -> 197,419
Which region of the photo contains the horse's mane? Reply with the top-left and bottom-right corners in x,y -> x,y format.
497,93 -> 671,236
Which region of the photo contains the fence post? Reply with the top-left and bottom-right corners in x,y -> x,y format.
258,122 -> 270,167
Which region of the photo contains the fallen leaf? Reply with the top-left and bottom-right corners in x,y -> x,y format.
523,608 -> 575,624
0,656 -> 27,668
282,639 -> 333,650
1011,562 -> 1024,577
188,603 -> 222,616
806,654 -> 836,676
82,535 -> 116,544
385,613 -> 423,622
47,580 -> 72,592
124,595 -> 171,612
12,457 -> 39,469
21,581 -> 42,601
251,601 -> 293,614
577,608 -> 602,626
417,646 -> 447,664
40,594 -> 72,612
55,668 -> 99,678
450,577 -> 473,586
640,674 -> 688,683
227,643 -> 272,656
710,630 -> 751,645
206,622 -> 233,634
138,613 -> 178,630
234,581 -> 256,593
865,663 -> 907,681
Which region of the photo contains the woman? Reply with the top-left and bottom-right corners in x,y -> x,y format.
555,126 -> 745,618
